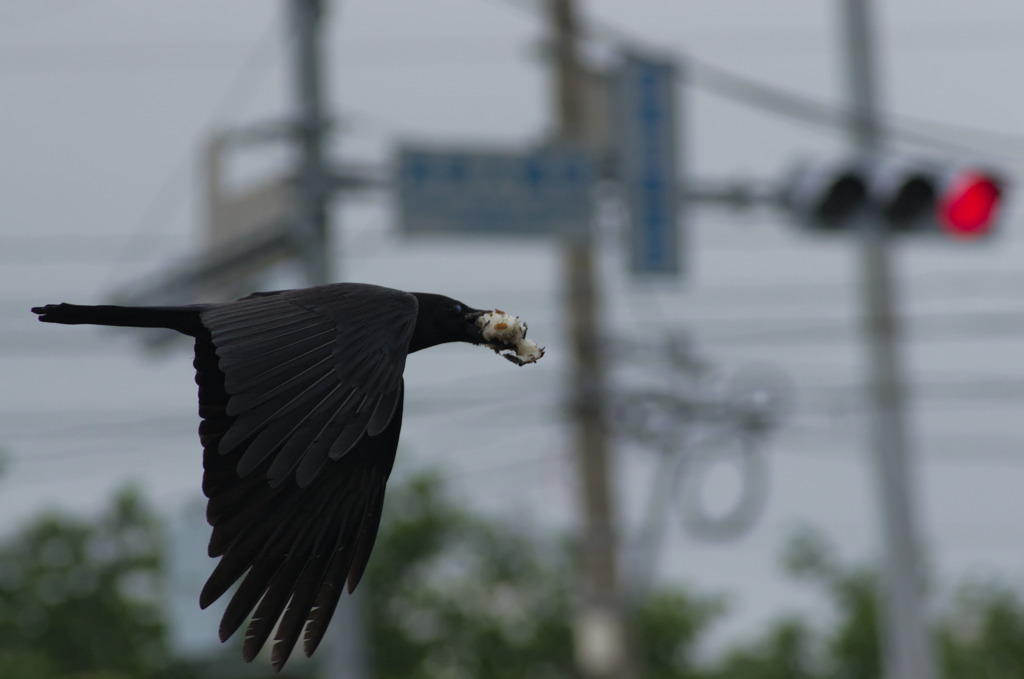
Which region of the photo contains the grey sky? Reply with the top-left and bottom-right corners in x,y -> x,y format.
3,0 -> 1024,651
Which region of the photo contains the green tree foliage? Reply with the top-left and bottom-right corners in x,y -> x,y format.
0,488 -> 170,679
712,616 -> 818,679
351,474 -> 1024,679
629,590 -> 724,679
937,582 -> 1024,679
364,473 -> 578,679
364,472 -> 727,679
4,473 -> 1024,679
714,527 -> 1024,679
781,528 -> 881,679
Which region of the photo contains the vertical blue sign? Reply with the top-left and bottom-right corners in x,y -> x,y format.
617,54 -> 682,276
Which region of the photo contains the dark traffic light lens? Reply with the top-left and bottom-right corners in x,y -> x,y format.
939,172 -> 1002,239
815,173 -> 867,227
884,175 -> 936,228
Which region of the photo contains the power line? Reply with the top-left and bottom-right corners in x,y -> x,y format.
99,18 -> 282,290
8,314 -> 1024,357
18,251 -> 1024,305
696,312 -> 1024,347
1,391 -> 558,452
775,426 -> 1024,467
0,42 -> 276,73
686,58 -> 1024,166
9,366 -> 1024,445
0,234 -> 190,264
487,0 -> 1024,167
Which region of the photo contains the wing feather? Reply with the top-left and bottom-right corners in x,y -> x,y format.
192,283 -> 416,670
211,314 -> 320,343
224,341 -> 334,400
264,384 -> 355,485
223,368 -> 338,461
227,351 -> 335,414
238,383 -> 355,480
217,327 -> 336,371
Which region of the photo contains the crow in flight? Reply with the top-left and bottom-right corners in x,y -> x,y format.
32,282 -> 543,670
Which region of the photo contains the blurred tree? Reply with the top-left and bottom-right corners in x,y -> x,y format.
364,473 -> 578,679
708,528 -> 906,679
936,581 -> 1024,679
713,527 -> 1024,679
355,474 -> 1024,679
630,590 -> 724,679
782,528 -> 880,679
364,472 -> 724,679
711,616 -> 818,679
3,471 -> 1023,679
0,488 -> 172,679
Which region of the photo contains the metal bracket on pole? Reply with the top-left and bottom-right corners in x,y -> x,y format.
112,223 -> 295,308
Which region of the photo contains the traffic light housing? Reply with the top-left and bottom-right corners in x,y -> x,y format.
782,158 -> 1005,239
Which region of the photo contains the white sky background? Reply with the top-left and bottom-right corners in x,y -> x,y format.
3,0 -> 1024,654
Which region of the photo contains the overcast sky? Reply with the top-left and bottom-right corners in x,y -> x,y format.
3,0 -> 1024,653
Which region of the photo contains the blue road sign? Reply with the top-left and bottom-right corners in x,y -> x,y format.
617,54 -> 682,276
397,146 -> 594,238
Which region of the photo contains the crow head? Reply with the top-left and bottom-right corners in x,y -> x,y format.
408,293 -> 488,352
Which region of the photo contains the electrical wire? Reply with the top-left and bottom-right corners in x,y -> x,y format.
487,0 -> 1024,168
0,234 -> 192,264
9,0 -> 1024,522
774,426 -> 1024,467
13,367 -> 1024,475
98,18 -> 283,291
2,390 -> 559,456
0,41 -> 274,74
686,58 -> 1024,166
10,366 -> 1024,451
7,316 -> 1024,357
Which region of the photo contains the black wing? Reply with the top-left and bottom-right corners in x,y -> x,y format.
192,283 -> 417,669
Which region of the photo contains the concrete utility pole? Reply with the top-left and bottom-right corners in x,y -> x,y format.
115,0 -> 336,308
840,2 -> 938,678
289,4 -> 370,678
291,0 -> 333,286
549,2 -> 632,679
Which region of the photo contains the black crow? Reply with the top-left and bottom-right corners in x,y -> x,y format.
31,282 -> 543,670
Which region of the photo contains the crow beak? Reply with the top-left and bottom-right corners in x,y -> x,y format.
463,308 -> 488,343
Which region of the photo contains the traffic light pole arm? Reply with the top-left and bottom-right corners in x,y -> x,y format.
680,181 -> 781,210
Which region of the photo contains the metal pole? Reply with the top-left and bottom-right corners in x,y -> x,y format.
549,2 -> 631,678
291,0 -> 332,286
840,2 -> 938,678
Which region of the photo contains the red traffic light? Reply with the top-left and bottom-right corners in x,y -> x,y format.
783,159 -> 1007,239
938,172 -> 1002,239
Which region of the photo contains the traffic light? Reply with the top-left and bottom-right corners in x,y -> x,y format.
782,158 -> 1005,239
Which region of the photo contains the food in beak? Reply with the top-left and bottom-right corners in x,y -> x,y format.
475,309 -> 545,366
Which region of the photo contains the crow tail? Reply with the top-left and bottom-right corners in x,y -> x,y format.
31,303 -> 206,337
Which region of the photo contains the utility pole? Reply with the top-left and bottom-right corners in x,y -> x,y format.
840,2 -> 938,678
291,0 -> 332,286
113,0 -> 336,307
290,3 -> 369,679
549,2 -> 631,679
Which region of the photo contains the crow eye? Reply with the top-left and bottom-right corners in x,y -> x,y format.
452,303 -> 463,313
